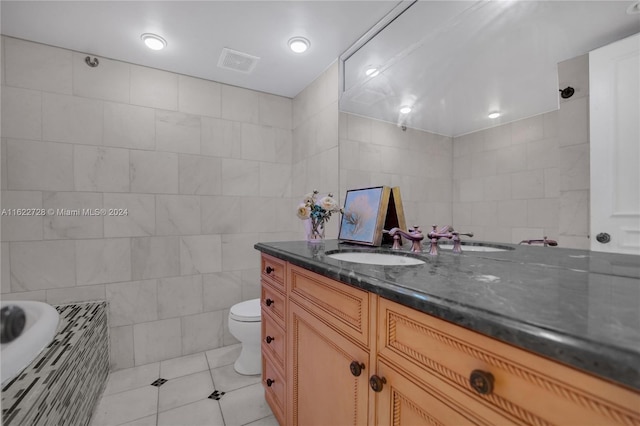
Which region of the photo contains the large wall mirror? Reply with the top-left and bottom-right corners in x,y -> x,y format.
337,0 -> 639,248
340,0 -> 638,136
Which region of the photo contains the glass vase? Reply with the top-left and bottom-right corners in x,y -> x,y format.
305,218 -> 325,243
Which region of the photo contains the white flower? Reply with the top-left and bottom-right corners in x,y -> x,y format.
296,203 -> 311,220
303,192 -> 315,205
319,196 -> 339,212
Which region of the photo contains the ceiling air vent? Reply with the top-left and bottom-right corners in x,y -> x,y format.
217,48 -> 260,74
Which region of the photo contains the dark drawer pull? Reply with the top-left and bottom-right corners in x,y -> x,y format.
265,298 -> 274,307
265,266 -> 274,274
369,375 -> 386,392
470,370 -> 494,395
266,378 -> 275,387
350,361 -> 365,377
265,336 -> 274,344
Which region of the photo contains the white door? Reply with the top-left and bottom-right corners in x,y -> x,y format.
589,33 -> 640,255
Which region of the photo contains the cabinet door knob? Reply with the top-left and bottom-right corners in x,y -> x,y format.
266,378 -> 275,387
369,375 -> 386,392
469,370 -> 494,395
265,266 -> 274,274
265,336 -> 274,344
265,298 -> 274,307
349,361 -> 365,377
596,233 -> 611,244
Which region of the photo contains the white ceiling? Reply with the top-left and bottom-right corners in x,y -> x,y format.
341,1 -> 640,137
0,1 -> 398,98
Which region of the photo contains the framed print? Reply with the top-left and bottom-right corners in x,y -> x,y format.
338,186 -> 404,246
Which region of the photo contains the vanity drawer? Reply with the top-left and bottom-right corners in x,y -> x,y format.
262,312 -> 286,372
261,254 -> 286,290
261,280 -> 286,329
288,264 -> 370,347
378,298 -> 640,426
262,353 -> 286,426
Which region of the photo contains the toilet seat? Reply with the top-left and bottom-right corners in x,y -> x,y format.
229,299 -> 261,322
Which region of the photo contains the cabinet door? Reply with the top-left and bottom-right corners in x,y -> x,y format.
288,301 -> 369,426
374,359 -> 489,426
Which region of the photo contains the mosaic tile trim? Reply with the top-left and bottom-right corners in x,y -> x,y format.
1,302 -> 109,426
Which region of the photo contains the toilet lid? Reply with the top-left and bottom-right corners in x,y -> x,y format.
229,298 -> 261,322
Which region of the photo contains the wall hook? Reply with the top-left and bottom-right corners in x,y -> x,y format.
85,56 -> 99,68
559,86 -> 574,99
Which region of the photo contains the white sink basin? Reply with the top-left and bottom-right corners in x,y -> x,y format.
327,252 -> 425,265
439,244 -> 510,252
1,300 -> 59,385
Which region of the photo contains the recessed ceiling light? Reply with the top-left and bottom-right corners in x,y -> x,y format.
365,66 -> 379,77
399,105 -> 412,114
288,37 -> 310,53
488,111 -> 501,119
141,33 -> 167,51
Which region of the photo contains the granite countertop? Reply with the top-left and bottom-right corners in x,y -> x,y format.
254,239 -> 640,391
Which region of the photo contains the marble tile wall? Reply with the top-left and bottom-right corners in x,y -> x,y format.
338,113 -> 453,229
0,36 -> 299,370
451,54 -> 590,248
292,62 -> 340,238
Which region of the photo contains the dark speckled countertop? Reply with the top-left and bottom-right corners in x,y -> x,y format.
254,239 -> 640,391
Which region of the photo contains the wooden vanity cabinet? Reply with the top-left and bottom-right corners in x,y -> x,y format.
260,254 -> 640,426
260,254 -> 288,425
287,264 -> 373,426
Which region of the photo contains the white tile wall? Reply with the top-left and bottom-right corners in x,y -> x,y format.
42,92 -> 103,145
76,238 -> 132,285
157,275 -> 203,319
130,65 -> 178,111
131,236 -> 180,280
4,37 -> 72,94
1,190 -> 43,241
155,111 -> 201,154
6,139 -> 74,191
178,75 -> 221,117
133,318 -> 182,365
130,150 -> 180,194
74,145 -> 130,192
156,195 -> 201,236
1,87 -> 42,140
103,102 -> 156,150
450,53 -> 589,247
43,191 -> 103,239
104,193 -> 156,237
72,53 -> 130,103
221,85 -> 260,124
106,279 -> 158,327
10,240 -> 76,291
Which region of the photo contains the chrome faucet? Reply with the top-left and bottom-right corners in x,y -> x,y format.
388,226 -> 424,253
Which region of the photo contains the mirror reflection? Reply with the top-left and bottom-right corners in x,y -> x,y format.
341,1 -> 639,136
338,1 -> 639,250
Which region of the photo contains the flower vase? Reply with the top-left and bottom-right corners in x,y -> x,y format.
305,218 -> 325,243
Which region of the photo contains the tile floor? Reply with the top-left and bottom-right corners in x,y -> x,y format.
90,344 -> 277,426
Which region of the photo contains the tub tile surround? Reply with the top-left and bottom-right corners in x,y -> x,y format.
1,302 -> 109,426
91,347 -> 275,426
0,36 -> 300,370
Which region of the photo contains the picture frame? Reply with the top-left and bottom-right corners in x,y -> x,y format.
338,186 -> 406,246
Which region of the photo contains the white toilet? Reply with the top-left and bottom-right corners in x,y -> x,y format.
228,298 -> 262,375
